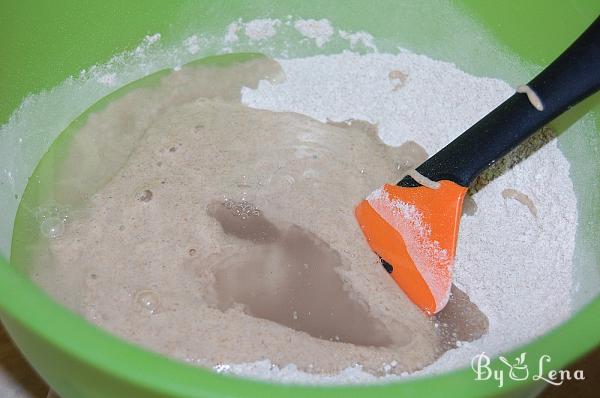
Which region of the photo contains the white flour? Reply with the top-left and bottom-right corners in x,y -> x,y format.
233,52 -> 578,382
244,19 -> 281,41
294,19 -> 335,47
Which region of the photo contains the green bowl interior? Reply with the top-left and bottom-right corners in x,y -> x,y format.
0,1 -> 599,397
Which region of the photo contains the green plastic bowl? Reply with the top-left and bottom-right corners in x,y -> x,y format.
1,1 -> 599,397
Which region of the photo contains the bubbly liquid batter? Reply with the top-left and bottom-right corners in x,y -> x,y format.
13,57 -> 488,376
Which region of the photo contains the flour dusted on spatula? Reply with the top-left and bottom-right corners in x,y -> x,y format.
365,187 -> 453,312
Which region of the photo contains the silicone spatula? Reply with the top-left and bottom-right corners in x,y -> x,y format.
355,16 -> 600,315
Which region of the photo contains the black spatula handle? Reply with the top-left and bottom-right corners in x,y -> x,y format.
400,16 -> 600,188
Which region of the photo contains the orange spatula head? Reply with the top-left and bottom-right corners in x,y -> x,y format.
355,180 -> 467,314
